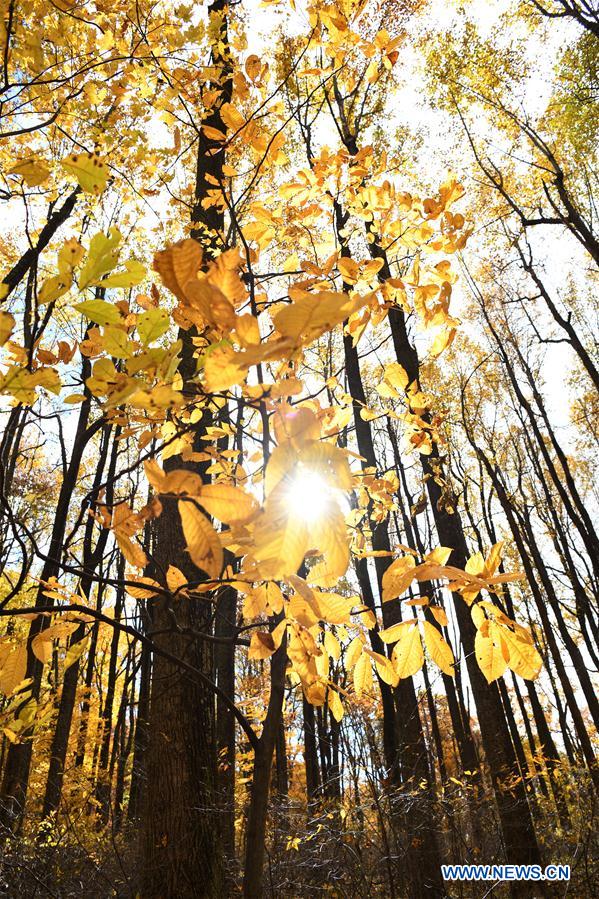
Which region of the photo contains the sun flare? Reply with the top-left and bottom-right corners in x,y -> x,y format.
285,468 -> 333,523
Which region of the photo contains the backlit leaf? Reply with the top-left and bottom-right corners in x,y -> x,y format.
61,151 -> 108,194
422,621 -> 455,675
392,623 -> 424,678
178,500 -> 223,579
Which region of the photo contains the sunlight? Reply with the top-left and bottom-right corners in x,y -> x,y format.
285,467 -> 332,523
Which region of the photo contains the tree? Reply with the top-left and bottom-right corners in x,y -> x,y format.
0,1 -> 596,896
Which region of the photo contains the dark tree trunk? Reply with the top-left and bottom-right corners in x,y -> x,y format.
127,641 -> 151,823
242,634 -> 287,899
42,424 -> 116,818
0,344 -> 98,834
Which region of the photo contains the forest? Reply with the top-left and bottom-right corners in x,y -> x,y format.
0,0 -> 597,896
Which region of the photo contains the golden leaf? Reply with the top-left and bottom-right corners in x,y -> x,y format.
273,290 -> 366,343
0,645 -> 27,695
310,502 -> 349,579
61,151 -> 108,194
346,635 -> 364,668
166,565 -> 188,593
381,555 -> 416,602
31,632 -> 54,664
328,688 -> 344,722
126,577 -> 161,599
197,483 -> 259,524
365,648 -> 399,686
178,500 -> 223,579
64,636 -> 88,671
324,630 -> 341,661
475,627 -> 508,684
422,621 -> 454,675
499,624 -> 543,680
430,605 -> 448,627
353,652 -> 373,696
0,312 -> 15,346
248,631 -> 276,660
315,592 -> 355,625
392,623 -> 424,678
115,533 -> 148,569
8,157 -> 51,187
251,483 -> 310,579
153,239 -> 203,303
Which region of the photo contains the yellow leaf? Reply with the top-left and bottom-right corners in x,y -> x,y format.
324,630 -> 341,661
484,541 -> 504,577
102,324 -> 132,358
475,628 -> 508,683
65,636 -> 88,670
115,533 -> 148,569
383,362 -> 409,392
144,459 -> 167,491
249,582 -> 285,615
288,586 -> 320,628
345,635 -> 363,669
61,151 -> 108,194
202,124 -> 227,141
248,631 -> 276,660
337,257 -> 360,285
353,652 -> 373,696
499,625 -> 543,680
264,443 -> 298,497
0,312 -> 15,345
101,259 -> 146,288
392,623 -> 424,678
166,565 -> 188,593
9,157 -> 51,187
138,307 -> 170,345
310,503 -> 349,579
243,587 -> 268,618
273,405 -> 321,448
465,551 -> 485,577
315,592 -> 355,625
471,603 -> 486,630
245,54 -> 263,81
184,279 -> 236,329
301,442 -> 353,490
154,239 -> 203,303
203,344 -> 248,392
178,500 -> 223,579
425,547 -> 452,566
328,688 -> 344,722
79,229 -> 122,289
75,299 -> 122,326
430,606 -> 448,627
126,577 -> 161,599
430,326 -> 456,357
381,555 -> 416,602
31,632 -> 54,664
197,483 -> 259,524
422,621 -> 454,675
235,313 -> 261,346
0,646 -> 27,695
250,482 -> 310,579
160,470 -> 204,496
273,290 -> 366,343
365,648 -> 399,686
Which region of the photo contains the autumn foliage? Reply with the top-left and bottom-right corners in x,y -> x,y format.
0,0 -> 596,896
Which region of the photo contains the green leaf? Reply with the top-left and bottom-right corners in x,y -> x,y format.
61,151 -> 108,194
79,229 -> 122,289
75,299 -> 122,326
137,307 -> 170,345
102,324 -> 132,358
101,259 -> 146,288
